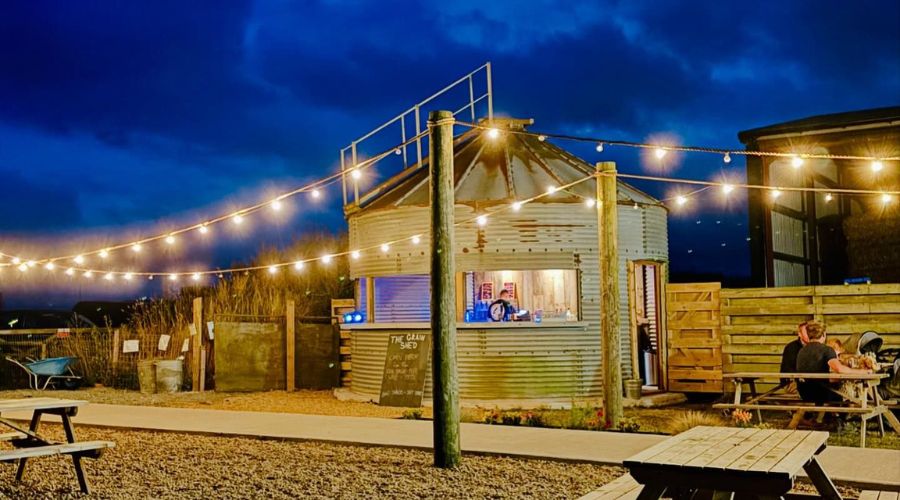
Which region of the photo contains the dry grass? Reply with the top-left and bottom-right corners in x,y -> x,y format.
665,410 -> 728,435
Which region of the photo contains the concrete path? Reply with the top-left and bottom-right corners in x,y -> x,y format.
6,404 -> 899,489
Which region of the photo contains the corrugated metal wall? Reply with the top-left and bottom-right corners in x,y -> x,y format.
347,201 -> 668,390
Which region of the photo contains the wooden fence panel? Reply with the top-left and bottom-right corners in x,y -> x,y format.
665,283 -> 723,392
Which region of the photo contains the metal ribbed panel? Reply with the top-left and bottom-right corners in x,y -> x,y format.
350,325 -> 602,400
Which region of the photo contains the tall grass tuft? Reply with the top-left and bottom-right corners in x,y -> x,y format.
666,410 -> 726,435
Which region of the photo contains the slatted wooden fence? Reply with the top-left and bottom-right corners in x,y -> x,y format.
665,283 -> 723,392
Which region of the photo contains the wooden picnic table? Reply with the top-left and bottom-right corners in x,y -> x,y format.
0,397 -> 114,494
623,425 -> 842,499
714,372 -> 900,447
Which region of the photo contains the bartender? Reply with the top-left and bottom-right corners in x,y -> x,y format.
489,289 -> 516,321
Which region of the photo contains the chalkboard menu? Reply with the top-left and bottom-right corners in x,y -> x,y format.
379,332 -> 431,407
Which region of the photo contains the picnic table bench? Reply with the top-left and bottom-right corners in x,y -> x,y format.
622,425 -> 843,499
0,397 -> 114,494
713,372 -> 900,447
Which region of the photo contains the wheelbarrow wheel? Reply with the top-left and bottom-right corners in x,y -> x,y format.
61,378 -> 81,390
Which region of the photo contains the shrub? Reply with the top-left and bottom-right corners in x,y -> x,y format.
483,409 -> 502,425
501,412 -> 521,426
616,417 -> 641,433
401,408 -> 423,420
520,411 -> 545,427
666,411 -> 726,435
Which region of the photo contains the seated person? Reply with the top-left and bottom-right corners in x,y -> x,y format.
826,338 -> 880,401
796,322 -> 871,404
779,321 -> 809,390
489,290 -> 515,322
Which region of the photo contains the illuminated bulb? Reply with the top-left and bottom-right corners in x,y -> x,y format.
824,193 -> 833,202
882,193 -> 894,204
165,234 -> 176,245
411,235 -> 421,245
771,189 -> 782,200
124,273 -> 133,281
486,128 -> 500,139
11,257 -> 21,265
351,169 -> 362,180
311,189 -> 321,199
595,142 -> 604,153
17,263 -> 27,272
585,198 -> 596,208
192,273 -> 201,281
394,148 -> 402,155
872,160 -> 883,173
476,215 -> 488,226
321,254 -> 332,264
512,201 -> 522,211
271,199 -> 282,211
723,153 -> 732,164
74,255 -> 85,264
675,196 -> 687,206
537,135 -> 546,142
26,260 -> 36,268
791,155 -> 804,168
268,265 -> 278,275
546,186 -> 557,195
380,243 -> 390,253
351,250 -> 361,259
99,249 -> 109,259
232,214 -> 244,225
168,274 -> 178,281
44,262 -> 55,271
198,224 -> 209,234
293,261 -> 304,271
654,148 -> 667,159
633,203 -> 639,210
722,184 -> 735,195
83,270 -> 93,278
131,243 -> 142,253
104,273 -> 114,281
65,268 -> 75,276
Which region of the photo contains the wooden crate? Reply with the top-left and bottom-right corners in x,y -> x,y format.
665,283 -> 723,392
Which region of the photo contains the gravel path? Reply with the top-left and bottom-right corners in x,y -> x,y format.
0,426 -> 620,499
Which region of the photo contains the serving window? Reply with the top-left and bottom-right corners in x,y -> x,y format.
463,270 -> 579,323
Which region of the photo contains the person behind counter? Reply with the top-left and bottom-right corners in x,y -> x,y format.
489,290 -> 515,322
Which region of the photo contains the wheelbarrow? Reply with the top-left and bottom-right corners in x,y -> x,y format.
5,356 -> 82,390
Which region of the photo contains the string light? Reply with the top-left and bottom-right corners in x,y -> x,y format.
394,148 -> 402,155
26,260 -> 36,268
883,193 -> 894,205
74,255 -> 85,264
771,189 -> 782,200
546,186 -> 557,195
595,142 -> 604,153
191,273 -> 201,281
268,265 -> 278,275
872,160 -> 884,173
585,198 -> 596,208
124,273 -> 133,280
791,155 -> 804,168
311,189 -> 321,199
411,235 -> 421,245
654,148 -> 667,159
99,249 -> 109,259
351,169 -> 362,180
380,243 -> 390,253
321,254 -> 332,264
270,199 -> 283,211
168,274 -> 178,281
44,262 -> 55,271
198,224 -> 209,234
293,261 -> 304,271
104,272 -> 114,281
11,257 -> 21,265
165,234 -> 176,245
825,193 -> 834,202
476,215 -> 488,226
512,201 -> 522,211
232,214 -> 244,225
17,263 -> 28,272
487,128 -> 500,139
65,268 -> 75,276
537,135 -> 546,142
723,153 -> 731,164
675,196 -> 688,206
83,270 -> 93,278
722,184 -> 735,195
131,243 -> 142,253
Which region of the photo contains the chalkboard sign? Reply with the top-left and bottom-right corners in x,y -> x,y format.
379,332 -> 431,407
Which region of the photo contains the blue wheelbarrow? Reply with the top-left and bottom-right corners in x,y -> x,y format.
5,356 -> 82,390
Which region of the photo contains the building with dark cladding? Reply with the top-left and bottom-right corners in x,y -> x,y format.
739,107 -> 900,286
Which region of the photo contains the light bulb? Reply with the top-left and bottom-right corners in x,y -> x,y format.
65,268 -> 75,276
351,250 -> 360,259
168,273 -> 178,281
722,184 -> 735,195
44,262 -> 55,271
883,193 -> 894,204
546,186 -> 557,195
11,257 -> 21,265
99,249 -> 109,259
124,273 -> 133,281
26,260 -> 35,268
675,196 -> 687,206
654,148 -> 667,159
824,193 -> 833,202
771,189 -> 782,200
723,153 -> 732,164
192,273 -> 201,281
394,148 -> 402,155
198,224 -> 209,234
872,160 -> 884,173
293,261 -> 304,271
311,189 -> 321,199
585,198 -> 596,208
595,142 -> 604,153
232,214 -> 244,225
165,234 -> 176,245
321,254 -> 332,264
131,243 -> 142,253
411,235 -> 421,245
380,243 -> 390,253
271,199 -> 282,211
83,270 -> 93,278
74,255 -> 85,264
791,155 -> 804,168
537,135 -> 546,142
351,169 -> 362,180
104,273 -> 114,281
476,215 -> 488,226
487,128 -> 500,139
17,263 -> 27,272
512,201 -> 522,211
268,265 -> 278,275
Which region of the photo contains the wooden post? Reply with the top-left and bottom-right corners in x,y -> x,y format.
597,161 -> 623,427
429,110 -> 460,468
365,277 -> 375,323
286,299 -> 296,392
199,349 -> 207,392
192,297 -> 202,392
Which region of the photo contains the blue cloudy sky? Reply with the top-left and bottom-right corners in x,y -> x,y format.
1,1 -> 898,307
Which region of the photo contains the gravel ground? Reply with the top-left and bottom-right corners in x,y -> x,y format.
0,426 -> 619,499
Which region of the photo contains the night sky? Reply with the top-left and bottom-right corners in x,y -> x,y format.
1,1 -> 898,308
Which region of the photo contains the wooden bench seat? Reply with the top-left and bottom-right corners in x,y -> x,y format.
579,474 -> 642,500
0,440 -> 114,462
0,432 -> 26,442
713,402 -> 878,414
859,491 -> 900,500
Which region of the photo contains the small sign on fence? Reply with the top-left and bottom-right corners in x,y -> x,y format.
207,321 -> 215,340
188,324 -> 197,336
379,332 -> 431,407
181,338 -> 190,353
158,334 -> 171,351
122,339 -> 139,353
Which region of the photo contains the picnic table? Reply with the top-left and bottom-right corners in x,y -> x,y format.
622,425 -> 842,499
714,372 -> 900,447
0,397 -> 114,494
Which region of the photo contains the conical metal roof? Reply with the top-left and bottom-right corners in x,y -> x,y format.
350,118 -> 661,213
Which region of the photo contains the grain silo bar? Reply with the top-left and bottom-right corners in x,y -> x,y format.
341,118 -> 669,402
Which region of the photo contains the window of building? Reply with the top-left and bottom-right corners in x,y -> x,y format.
463,270 -> 579,322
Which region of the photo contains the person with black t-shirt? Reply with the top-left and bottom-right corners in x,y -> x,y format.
796,321 -> 871,404
489,289 -> 515,322
779,321 -> 809,389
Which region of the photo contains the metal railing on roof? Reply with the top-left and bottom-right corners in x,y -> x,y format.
340,62 -> 494,206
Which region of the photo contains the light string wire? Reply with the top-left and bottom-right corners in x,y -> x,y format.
603,172 -> 900,196
456,121 -> 900,162
1,131 -> 428,266
1,170 -> 599,278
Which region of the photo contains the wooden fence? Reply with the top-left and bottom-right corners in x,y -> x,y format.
666,283 -> 900,393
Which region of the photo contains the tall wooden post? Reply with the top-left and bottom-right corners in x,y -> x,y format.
429,110 -> 460,468
286,299 -> 296,392
597,161 -> 623,426
192,297 -> 203,392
